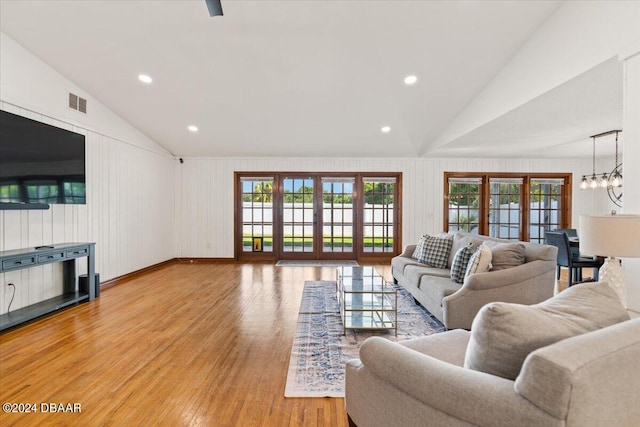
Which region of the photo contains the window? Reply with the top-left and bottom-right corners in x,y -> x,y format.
447,177 -> 481,234
445,173 -> 571,241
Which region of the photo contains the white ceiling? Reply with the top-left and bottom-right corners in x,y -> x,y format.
428,56 -> 624,158
0,0 -> 623,159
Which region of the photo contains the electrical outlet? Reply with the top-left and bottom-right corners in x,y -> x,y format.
5,282 -> 14,293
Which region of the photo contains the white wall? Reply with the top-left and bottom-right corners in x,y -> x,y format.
0,33 -> 176,315
175,156 -> 608,258
620,44 -> 640,312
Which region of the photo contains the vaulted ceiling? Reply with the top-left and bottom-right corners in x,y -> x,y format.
0,1 -> 623,158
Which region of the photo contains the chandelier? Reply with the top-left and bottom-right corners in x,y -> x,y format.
580,130 -> 623,191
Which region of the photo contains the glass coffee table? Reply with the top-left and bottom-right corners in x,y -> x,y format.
336,266 -> 397,336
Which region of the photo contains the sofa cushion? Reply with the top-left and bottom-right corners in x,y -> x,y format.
448,233 -> 483,267
450,244 -> 475,283
418,274 -> 461,303
391,255 -> 425,275
465,244 -> 492,277
412,234 -> 453,269
404,265 -> 450,287
464,282 -> 630,380
484,241 -> 526,271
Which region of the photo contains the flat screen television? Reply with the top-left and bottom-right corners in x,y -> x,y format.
0,109 -> 86,209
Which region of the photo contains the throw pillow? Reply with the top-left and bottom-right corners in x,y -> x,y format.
450,244 -> 476,283
412,234 -> 453,269
465,244 -> 492,277
464,282 -> 630,380
448,233 -> 483,268
484,241 -> 526,271
412,234 -> 429,261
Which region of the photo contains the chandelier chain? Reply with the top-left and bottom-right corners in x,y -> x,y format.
615,131 -> 619,166
592,136 -> 596,177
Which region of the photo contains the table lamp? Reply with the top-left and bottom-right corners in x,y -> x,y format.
579,214 -> 640,308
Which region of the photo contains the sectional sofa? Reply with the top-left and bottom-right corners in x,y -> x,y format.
391,231 -> 558,329
346,282 -> 638,427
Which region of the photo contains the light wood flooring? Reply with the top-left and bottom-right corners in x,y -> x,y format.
555,265 -> 600,294
0,261 -> 393,427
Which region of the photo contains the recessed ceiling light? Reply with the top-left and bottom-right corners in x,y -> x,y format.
381,126 -> 391,133
138,74 -> 153,84
404,75 -> 417,85
188,125 -> 198,132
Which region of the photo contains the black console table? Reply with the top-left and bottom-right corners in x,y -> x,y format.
0,242 -> 96,331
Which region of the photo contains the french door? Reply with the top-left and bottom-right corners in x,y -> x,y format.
236,172 -> 400,261
280,175 -> 355,260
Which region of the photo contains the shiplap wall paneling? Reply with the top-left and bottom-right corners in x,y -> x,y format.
174,156 -> 607,259
0,106 -> 176,315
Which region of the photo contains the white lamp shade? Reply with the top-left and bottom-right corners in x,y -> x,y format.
579,214 -> 640,258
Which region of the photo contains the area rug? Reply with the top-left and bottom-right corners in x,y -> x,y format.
276,260 -> 359,267
284,280 -> 445,398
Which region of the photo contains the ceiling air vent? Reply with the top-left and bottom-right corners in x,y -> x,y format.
68,92 -> 87,113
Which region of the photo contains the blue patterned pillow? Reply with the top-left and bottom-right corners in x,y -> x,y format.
450,244 -> 475,283
412,234 -> 453,269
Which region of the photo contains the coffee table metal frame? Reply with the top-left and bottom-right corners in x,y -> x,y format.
336,266 -> 397,336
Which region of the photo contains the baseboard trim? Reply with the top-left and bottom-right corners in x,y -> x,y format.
175,257 -> 235,264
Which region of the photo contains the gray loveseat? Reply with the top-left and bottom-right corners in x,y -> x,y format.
392,232 -> 557,329
346,282 -> 639,427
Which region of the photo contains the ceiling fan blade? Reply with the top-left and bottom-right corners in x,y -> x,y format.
205,0 -> 223,17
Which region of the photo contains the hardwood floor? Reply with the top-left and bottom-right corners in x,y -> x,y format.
0,261 -> 393,426
555,265 -> 601,294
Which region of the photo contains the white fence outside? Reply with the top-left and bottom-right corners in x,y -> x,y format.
449,201 -> 560,240
242,202 -> 393,239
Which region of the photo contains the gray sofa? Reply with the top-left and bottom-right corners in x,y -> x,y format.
346,282 -> 639,427
392,232 -> 557,329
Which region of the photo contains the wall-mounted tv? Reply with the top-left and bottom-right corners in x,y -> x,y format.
0,110 -> 86,209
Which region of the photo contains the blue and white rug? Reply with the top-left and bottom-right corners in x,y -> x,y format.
284,280 -> 445,398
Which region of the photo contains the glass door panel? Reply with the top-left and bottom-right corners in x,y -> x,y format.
488,178 -> 523,240
529,178 -> 564,243
241,177 -> 274,253
322,178 -> 355,254
362,178 -> 396,253
282,177 -> 315,254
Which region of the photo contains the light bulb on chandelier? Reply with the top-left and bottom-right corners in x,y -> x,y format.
580,176 -> 588,190
599,173 -> 609,188
610,171 -> 622,188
